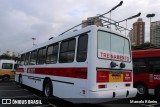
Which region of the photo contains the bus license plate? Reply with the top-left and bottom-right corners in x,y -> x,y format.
109,72 -> 123,82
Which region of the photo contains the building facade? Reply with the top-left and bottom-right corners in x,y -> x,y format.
128,29 -> 133,43
150,21 -> 160,47
132,18 -> 145,46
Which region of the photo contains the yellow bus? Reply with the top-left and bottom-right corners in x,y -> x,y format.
0,60 -> 17,81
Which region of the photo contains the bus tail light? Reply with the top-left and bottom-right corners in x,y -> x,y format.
125,83 -> 131,87
98,84 -> 106,89
97,70 -> 109,83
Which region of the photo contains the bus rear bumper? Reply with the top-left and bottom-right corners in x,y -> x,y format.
87,88 -> 137,103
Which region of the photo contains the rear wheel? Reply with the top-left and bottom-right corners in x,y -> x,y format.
135,83 -> 148,96
2,75 -> 10,82
43,79 -> 53,97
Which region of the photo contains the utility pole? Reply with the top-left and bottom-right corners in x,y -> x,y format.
32,38 -> 36,46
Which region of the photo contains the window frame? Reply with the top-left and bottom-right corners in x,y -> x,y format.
20,54 -> 25,66
76,34 -> 88,62
24,52 -> 30,65
29,50 -> 38,65
2,63 -> 13,69
133,58 -> 149,75
37,47 -> 47,65
148,57 -> 160,74
46,43 -> 59,64
97,30 -> 131,62
59,38 -> 76,63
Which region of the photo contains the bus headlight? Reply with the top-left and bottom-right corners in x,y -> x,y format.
120,62 -> 126,68
110,62 -> 118,68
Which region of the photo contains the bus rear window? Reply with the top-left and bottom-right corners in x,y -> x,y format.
2,63 -> 13,69
98,30 -> 130,62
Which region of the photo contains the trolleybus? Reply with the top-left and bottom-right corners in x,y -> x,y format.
15,1 -> 138,103
132,49 -> 160,97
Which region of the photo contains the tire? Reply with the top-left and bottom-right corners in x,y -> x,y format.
155,86 -> 160,98
2,75 -> 10,82
135,83 -> 148,96
43,79 -> 53,98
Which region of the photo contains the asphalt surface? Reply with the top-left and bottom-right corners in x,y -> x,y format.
0,80 -> 160,107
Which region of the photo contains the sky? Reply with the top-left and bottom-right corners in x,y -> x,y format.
0,0 -> 159,54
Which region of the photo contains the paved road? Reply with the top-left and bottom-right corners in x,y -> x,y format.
0,81 -> 160,107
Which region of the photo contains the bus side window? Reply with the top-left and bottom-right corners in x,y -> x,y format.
46,43 -> 59,64
20,54 -> 25,66
77,34 -> 88,62
37,47 -> 46,64
59,38 -> 76,63
148,57 -> 160,74
24,52 -> 30,65
133,58 -> 148,74
29,50 -> 37,65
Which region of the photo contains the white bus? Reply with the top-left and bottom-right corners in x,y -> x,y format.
15,24 -> 137,103
0,59 -> 17,81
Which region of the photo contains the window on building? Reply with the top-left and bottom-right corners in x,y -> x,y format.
37,47 -> 46,64
29,50 -> 37,65
59,38 -> 76,63
77,34 -> 88,62
46,43 -> 59,64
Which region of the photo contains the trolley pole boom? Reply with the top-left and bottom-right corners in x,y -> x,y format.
59,1 -> 123,36
97,1 -> 123,18
118,12 -> 141,23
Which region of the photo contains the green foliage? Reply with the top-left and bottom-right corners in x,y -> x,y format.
131,42 -> 157,50
0,54 -> 12,59
0,53 -> 19,61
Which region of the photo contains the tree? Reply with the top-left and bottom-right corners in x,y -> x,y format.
132,42 -> 156,50
0,53 -> 12,60
0,53 -> 20,61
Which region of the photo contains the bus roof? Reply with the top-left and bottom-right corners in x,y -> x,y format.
21,25 -> 127,54
0,59 -> 16,63
132,49 -> 160,58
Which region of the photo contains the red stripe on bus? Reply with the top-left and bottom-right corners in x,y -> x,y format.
17,68 -> 24,73
17,67 -> 87,79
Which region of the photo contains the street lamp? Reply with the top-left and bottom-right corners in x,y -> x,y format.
32,38 -> 36,46
146,13 -> 155,47
146,13 -> 155,21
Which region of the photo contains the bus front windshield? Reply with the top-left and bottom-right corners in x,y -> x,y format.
98,30 -> 131,62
